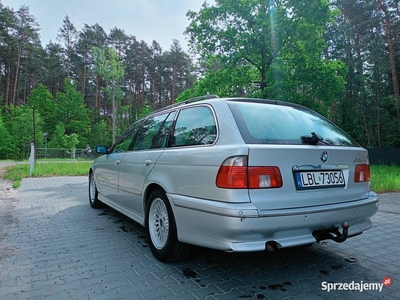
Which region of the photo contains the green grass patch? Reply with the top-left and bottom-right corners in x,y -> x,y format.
370,165 -> 400,193
3,162 -> 92,188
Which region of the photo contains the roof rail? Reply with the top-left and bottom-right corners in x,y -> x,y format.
182,94 -> 219,104
150,94 -> 220,115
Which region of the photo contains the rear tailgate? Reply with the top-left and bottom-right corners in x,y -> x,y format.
247,145 -> 371,211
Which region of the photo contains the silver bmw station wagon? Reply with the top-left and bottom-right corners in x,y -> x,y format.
89,96 -> 378,262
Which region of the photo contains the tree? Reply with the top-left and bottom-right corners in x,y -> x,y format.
0,114 -> 17,159
57,16 -> 78,78
3,105 -> 43,156
163,39 -> 196,105
75,23 -> 107,106
47,122 -> 79,149
27,84 -> 57,134
92,46 -> 124,143
375,0 -> 400,139
55,78 -> 90,138
12,5 -> 40,105
0,5 -> 17,104
43,41 -> 66,96
185,0 -> 346,115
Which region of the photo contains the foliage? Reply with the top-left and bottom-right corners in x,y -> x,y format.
2,105 -> 43,158
185,0 -> 347,117
92,46 -> 125,143
47,123 -> 79,149
55,79 -> 90,137
90,118 -> 111,147
27,84 -> 57,134
0,115 -> 18,159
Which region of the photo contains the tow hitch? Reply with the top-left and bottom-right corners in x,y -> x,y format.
313,222 -> 350,243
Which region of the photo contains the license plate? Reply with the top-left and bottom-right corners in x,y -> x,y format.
295,170 -> 345,190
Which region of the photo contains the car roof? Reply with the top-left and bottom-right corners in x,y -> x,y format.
149,95 -> 312,117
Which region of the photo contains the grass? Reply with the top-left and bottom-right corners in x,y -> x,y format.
3,161 -> 92,188
370,165 -> 400,193
1,162 -> 400,193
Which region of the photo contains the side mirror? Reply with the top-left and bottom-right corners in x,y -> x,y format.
96,145 -> 109,154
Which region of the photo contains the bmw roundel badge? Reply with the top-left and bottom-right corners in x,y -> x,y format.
321,151 -> 328,163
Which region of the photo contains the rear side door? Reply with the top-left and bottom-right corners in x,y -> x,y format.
118,112 -> 176,214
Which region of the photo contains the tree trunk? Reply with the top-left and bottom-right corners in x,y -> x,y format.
12,41 -> 23,106
81,60 -> 87,101
4,42 -> 12,106
378,1 -> 400,137
0,56 -> 2,101
355,29 -> 370,147
376,78 -> 381,148
112,84 -> 116,144
171,66 -> 176,104
96,74 -> 101,110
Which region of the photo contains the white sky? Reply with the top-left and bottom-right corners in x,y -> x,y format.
1,0 -> 214,52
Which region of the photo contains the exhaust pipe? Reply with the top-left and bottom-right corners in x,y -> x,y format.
313,222 -> 350,243
265,241 -> 278,252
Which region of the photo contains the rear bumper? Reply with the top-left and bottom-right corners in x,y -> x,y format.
169,192 -> 379,252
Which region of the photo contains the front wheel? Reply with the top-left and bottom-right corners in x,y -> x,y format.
89,172 -> 102,208
146,189 -> 191,262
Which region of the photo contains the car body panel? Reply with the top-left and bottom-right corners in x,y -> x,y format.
169,191 -> 378,251
118,148 -> 164,215
93,152 -> 125,202
149,145 -> 251,202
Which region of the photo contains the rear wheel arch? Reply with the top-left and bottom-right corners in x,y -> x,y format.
143,183 -> 169,215
144,187 -> 191,262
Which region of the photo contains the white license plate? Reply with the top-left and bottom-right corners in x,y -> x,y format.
295,171 -> 345,190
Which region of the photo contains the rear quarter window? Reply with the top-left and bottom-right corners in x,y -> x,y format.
228,101 -> 358,146
172,106 -> 217,147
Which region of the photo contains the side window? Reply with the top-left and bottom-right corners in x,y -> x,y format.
172,106 -> 217,147
112,121 -> 141,153
132,113 -> 170,151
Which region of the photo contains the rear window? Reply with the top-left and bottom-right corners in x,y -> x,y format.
228,101 -> 358,146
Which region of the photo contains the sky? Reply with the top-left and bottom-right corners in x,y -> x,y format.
2,0 -> 214,52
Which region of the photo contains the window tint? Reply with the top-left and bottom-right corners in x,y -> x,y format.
112,121 -> 142,153
132,113 -> 170,150
172,106 -> 217,147
228,101 -> 358,146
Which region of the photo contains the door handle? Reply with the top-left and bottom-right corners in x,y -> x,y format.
145,159 -> 152,166
115,160 -> 120,166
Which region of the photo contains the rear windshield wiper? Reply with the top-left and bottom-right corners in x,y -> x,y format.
301,132 -> 323,145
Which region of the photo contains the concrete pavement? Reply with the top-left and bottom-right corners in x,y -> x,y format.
0,175 -> 399,299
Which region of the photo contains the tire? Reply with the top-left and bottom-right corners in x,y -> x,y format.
89,172 -> 102,208
146,189 -> 191,262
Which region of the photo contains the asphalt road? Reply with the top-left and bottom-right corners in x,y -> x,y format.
0,166 -> 399,299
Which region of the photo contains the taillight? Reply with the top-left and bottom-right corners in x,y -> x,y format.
354,164 -> 370,182
216,156 -> 248,188
216,156 -> 282,189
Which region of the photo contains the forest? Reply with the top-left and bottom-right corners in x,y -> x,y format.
0,0 -> 399,160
